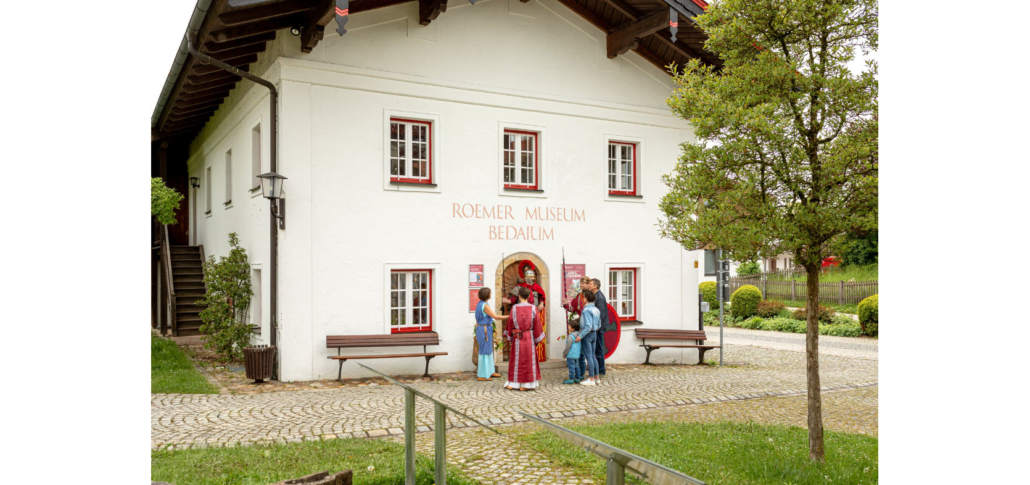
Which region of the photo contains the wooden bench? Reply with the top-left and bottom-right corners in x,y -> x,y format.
326,332 -> 448,379
635,328 -> 721,365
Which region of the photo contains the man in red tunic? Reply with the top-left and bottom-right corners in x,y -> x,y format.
503,286 -> 544,390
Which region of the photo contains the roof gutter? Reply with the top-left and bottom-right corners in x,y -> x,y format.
151,0 -> 215,130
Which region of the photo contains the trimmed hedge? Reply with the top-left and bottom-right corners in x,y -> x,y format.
728,316 -> 863,337
858,294 -> 878,337
730,285 -> 762,319
792,305 -> 837,324
699,281 -> 719,311
756,300 -> 786,318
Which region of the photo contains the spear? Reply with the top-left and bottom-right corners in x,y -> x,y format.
562,247 -> 569,336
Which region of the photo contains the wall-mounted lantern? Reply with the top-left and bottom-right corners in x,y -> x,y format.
257,171 -> 287,230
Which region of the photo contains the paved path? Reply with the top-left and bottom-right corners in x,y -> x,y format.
153,331 -> 877,450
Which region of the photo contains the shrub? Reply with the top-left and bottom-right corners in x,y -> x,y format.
198,233 -> 254,362
830,314 -> 856,325
736,261 -> 761,276
730,285 -> 762,318
756,300 -> 786,318
791,304 -> 836,323
151,177 -> 184,225
699,281 -> 720,311
821,323 -> 864,337
740,316 -> 764,330
858,294 -> 878,336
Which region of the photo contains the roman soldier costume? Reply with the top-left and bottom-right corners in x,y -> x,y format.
507,260 -> 547,308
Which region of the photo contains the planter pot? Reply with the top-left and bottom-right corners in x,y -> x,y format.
243,345 -> 276,383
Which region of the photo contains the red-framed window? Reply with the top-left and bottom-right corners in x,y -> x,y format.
389,269 -> 433,333
390,119 -> 433,184
608,268 -> 637,321
503,130 -> 539,190
607,142 -> 636,195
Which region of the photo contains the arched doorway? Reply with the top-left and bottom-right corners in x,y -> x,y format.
494,252 -> 550,362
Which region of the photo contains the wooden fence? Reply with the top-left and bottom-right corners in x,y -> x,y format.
728,274 -> 878,306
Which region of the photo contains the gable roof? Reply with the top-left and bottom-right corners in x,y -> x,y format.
151,0 -> 718,145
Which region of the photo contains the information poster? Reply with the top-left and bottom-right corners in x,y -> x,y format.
563,264 -> 586,301
469,289 -> 480,313
468,264 -> 484,288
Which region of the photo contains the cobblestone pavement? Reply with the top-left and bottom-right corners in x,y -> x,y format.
386,386 -> 877,484
705,325 -> 878,360
153,339 -> 877,449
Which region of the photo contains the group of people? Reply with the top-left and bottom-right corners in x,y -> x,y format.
472,275 -> 611,390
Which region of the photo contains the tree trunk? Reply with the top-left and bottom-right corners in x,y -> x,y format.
805,263 -> 825,462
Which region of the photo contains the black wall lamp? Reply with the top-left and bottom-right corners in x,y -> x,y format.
190,176 -> 200,189
257,171 -> 287,230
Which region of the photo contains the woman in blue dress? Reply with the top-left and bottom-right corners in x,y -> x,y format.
475,287 -> 508,381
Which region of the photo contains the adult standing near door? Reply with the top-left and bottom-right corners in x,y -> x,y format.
590,278 -> 610,379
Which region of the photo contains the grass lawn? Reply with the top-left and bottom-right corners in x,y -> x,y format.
519,421 -> 877,485
152,438 -> 477,485
775,300 -> 859,314
770,264 -> 878,283
152,334 -> 219,394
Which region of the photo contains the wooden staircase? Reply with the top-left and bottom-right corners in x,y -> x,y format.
171,246 -> 206,336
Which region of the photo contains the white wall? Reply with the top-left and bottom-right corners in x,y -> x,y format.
189,0 -> 702,381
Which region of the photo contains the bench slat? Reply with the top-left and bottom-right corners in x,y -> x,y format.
640,344 -> 720,349
330,352 -> 448,360
327,332 -> 440,348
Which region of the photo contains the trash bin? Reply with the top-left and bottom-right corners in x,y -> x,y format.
243,345 -> 276,383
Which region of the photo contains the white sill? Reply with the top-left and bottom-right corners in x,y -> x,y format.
224,202 -> 233,210
250,187 -> 261,198
205,210 -> 212,218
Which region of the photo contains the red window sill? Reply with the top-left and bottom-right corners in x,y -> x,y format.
391,178 -> 433,185
391,326 -> 433,334
504,185 -> 542,192
608,191 -> 640,197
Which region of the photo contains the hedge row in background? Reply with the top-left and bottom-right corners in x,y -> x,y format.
699,281 -> 720,311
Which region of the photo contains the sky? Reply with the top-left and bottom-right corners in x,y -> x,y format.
150,0 -> 195,117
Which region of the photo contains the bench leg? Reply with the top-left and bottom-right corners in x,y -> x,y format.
643,346 -> 655,365
424,356 -> 434,378
697,348 -> 708,365
338,360 -> 345,381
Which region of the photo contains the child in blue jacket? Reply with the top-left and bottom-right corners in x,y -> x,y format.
563,318 -> 583,384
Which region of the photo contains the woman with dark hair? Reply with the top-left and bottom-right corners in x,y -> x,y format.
474,287 -> 507,381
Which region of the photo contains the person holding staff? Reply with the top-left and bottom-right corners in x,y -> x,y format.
474,288 -> 507,381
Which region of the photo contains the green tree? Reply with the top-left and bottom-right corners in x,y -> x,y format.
840,228 -> 878,266
198,233 -> 253,362
736,261 -> 761,276
659,0 -> 877,461
151,177 -> 184,225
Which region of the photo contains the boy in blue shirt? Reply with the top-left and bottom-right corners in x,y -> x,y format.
577,289 -> 601,386
563,318 -> 583,384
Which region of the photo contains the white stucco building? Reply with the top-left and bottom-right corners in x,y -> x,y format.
152,0 -> 717,382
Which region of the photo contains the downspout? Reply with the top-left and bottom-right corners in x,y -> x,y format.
186,33 -> 281,380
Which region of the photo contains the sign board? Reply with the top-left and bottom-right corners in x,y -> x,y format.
468,264 -> 484,288
562,264 -> 586,301
469,289 -> 480,313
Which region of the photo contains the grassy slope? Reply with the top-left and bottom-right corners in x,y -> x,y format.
152,438 -> 477,485
152,334 -> 219,394
521,421 -> 877,485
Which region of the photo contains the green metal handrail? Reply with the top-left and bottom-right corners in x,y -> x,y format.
359,363 -> 704,485
519,412 -> 706,485
357,363 -> 499,485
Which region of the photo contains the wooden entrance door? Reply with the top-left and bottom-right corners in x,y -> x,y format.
498,260 -> 548,362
